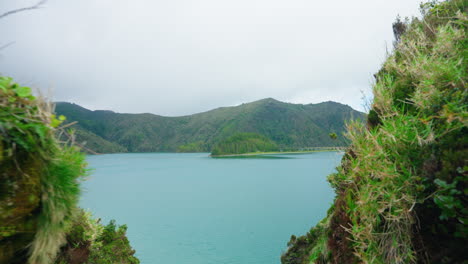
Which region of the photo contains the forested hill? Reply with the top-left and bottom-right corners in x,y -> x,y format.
55,98 -> 365,153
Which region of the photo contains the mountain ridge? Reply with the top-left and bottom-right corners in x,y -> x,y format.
55,98 -> 365,153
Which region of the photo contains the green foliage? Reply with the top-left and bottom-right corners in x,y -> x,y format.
0,76 -> 89,263
367,109 -> 381,128
433,174 -> 467,239
50,114 -> 66,128
0,77 -> 35,100
55,98 -> 365,154
88,220 -> 139,264
0,78 -> 52,155
55,210 -> 139,264
59,127 -> 128,154
1,77 -> 139,264
29,145 -> 87,264
281,214 -> 331,264
63,210 -> 103,248
283,1 -> 467,263
211,132 -> 279,155
177,141 -> 207,152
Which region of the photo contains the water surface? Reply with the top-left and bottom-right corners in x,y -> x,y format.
81,152 -> 342,264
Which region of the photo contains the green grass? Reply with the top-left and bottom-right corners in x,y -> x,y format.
0,77 -> 139,264
0,77 -> 89,263
29,145 -> 87,264
282,1 -> 467,263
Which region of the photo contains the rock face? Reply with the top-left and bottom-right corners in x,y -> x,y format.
282,1 -> 467,263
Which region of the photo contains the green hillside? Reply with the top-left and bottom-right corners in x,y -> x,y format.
211,132 -> 279,156
282,1 -> 467,263
55,99 -> 365,154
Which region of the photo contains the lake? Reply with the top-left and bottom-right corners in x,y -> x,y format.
81,152 -> 342,264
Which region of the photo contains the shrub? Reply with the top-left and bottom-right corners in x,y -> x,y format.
55,210 -> 140,264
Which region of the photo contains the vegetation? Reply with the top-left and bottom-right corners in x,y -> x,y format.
0,76 -> 84,263
55,210 -> 139,264
63,127 -> 127,154
282,1 -> 467,263
0,77 -> 139,263
55,98 -> 365,154
177,141 -> 207,152
211,132 -> 279,156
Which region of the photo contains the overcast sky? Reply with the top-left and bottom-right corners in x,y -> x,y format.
0,0 -> 422,116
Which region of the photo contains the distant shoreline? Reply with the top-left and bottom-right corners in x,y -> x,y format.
210,148 -> 345,157
84,148 -> 346,156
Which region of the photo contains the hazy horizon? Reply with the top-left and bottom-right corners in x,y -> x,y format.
1,0 -> 422,115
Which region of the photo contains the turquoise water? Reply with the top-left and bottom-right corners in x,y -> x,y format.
81,152 -> 342,264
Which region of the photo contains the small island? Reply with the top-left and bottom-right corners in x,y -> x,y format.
211,133 -> 279,156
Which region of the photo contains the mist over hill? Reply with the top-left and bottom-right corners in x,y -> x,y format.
55,98 -> 365,153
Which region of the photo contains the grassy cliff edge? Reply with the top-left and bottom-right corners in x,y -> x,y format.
0,77 -> 139,263
282,1 -> 467,263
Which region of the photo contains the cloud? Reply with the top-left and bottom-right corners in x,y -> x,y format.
0,0 -> 422,115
